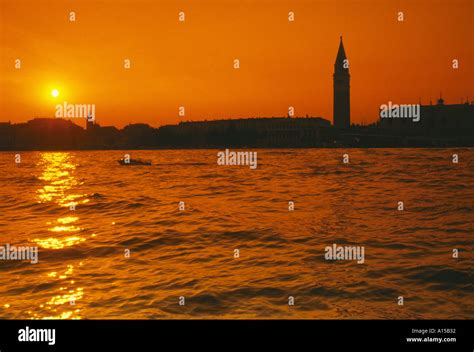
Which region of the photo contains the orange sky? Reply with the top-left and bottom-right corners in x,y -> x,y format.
0,0 -> 472,128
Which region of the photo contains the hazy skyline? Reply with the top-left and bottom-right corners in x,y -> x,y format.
1,0 -> 472,128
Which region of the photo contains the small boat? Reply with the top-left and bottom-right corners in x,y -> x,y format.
118,158 -> 152,166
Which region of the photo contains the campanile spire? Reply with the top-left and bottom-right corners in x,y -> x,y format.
333,36 -> 350,128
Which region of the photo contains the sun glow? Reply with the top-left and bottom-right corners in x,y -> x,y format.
51,89 -> 59,98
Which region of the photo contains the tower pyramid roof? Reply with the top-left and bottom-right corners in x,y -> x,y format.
335,36 -> 348,74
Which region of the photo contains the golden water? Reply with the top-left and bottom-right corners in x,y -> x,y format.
0,149 -> 472,319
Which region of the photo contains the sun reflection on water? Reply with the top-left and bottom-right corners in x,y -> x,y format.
35,153 -> 87,207
31,153 -> 89,319
48,225 -> 81,232
33,236 -> 86,249
29,263 -> 84,320
36,214 -> 86,249
57,217 -> 79,224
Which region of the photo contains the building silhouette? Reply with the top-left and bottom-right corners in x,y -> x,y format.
173,117 -> 331,147
86,116 -> 95,131
333,36 -> 350,128
379,97 -> 474,134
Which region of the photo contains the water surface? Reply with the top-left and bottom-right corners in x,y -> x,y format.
0,149 -> 472,319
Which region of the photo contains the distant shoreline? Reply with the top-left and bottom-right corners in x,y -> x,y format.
2,146 -> 474,152
1,116 -> 473,150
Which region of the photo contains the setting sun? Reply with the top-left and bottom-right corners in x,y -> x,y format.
51,89 -> 59,98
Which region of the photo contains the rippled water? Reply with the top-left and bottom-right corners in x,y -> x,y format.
0,149 -> 472,319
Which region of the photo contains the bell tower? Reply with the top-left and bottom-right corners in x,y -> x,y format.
333,36 -> 350,128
